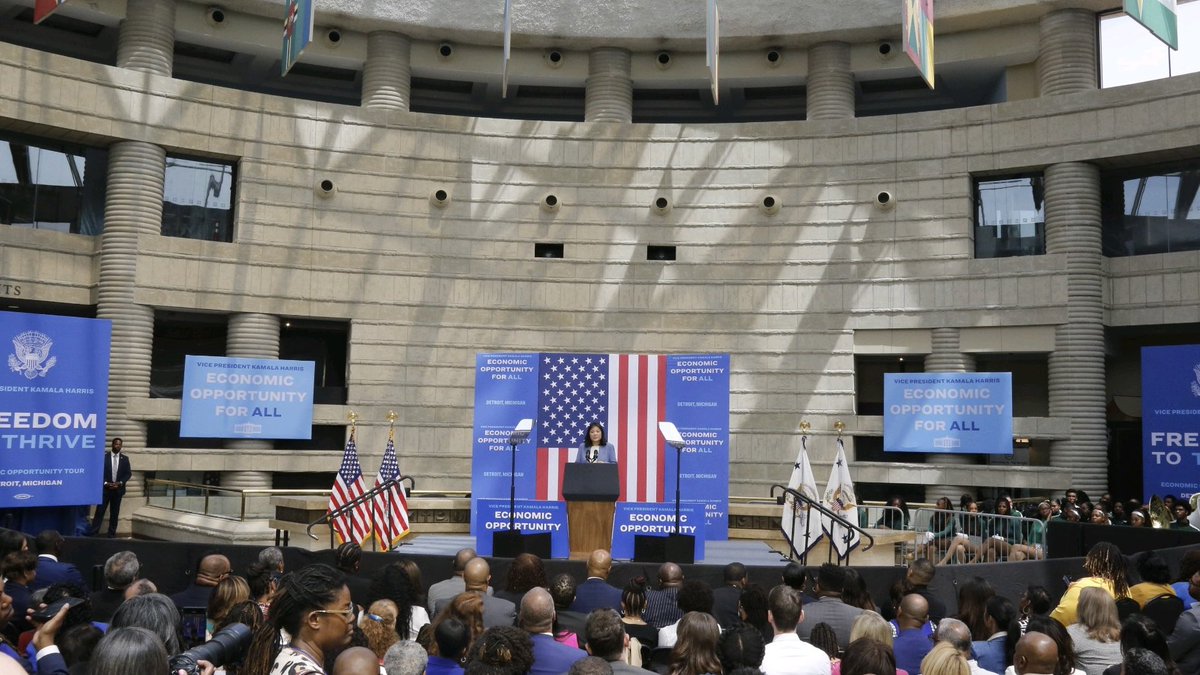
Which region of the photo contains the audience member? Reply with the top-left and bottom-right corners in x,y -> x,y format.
1130,552 -> 1176,608
808,623 -> 838,671
384,640 -> 429,675
498,553 -> 547,607
957,578 -> 997,641
921,641 -> 969,675
463,626 -> 533,675
1170,550 -> 1200,611
1013,632 -> 1059,675
738,584 -> 772,646
936,617 -> 997,675
519,587 -> 585,675
1,552 -> 37,634
891,594 -> 933,675
92,551 -> 139,622
782,563 -> 807,595
659,579 -> 713,650
1068,588 -> 1121,675
208,574 -> 252,633
1050,543 -> 1130,628
111,593 -> 183,654
1018,586 -> 1053,635
243,563 -> 353,675
430,592 -> 485,665
796,564 -> 863,647
335,645 -> 383,675
453,558 -> 516,629
1100,615 -> 1179,675
972,596 -> 1016,674
334,542 -> 372,609
1023,615 -> 1083,675
0,531 -> 27,560
644,564 -> 685,630
124,578 -> 157,600
88,626 -> 168,675
56,622 -> 102,671
899,558 -> 947,624
618,577 -> 657,656
840,569 -> 875,613
370,561 -> 429,640
257,546 -> 285,573
30,531 -> 84,591
1167,564 -> 1200,673
398,559 -> 426,611
712,563 -> 748,629
428,617 -> 470,675
1118,648 -> 1169,675
669,612 -> 723,675
571,550 -> 622,615
717,624 -> 765,674
430,549 -> 492,616
1170,503 -> 1198,531
840,638 -> 897,675
760,585 -> 831,675
569,655 -> 614,675
170,552 -> 232,612
245,560 -> 279,619
550,573 -> 587,646
361,599 -> 400,660
586,608 -> 647,675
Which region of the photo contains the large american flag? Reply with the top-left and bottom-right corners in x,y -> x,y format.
535,354 -> 666,502
329,428 -> 371,544
372,432 -> 411,548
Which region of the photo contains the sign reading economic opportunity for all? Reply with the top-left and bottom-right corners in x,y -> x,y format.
181,356 -> 315,439
0,310 -> 110,508
883,372 -> 1013,454
1142,345 -> 1200,501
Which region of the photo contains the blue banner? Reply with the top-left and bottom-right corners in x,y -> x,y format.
469,354 -> 540,537
0,311 -> 110,508
665,354 -> 730,539
180,356 -> 315,439
611,501 -> 706,561
474,499 -> 569,558
883,373 -> 1013,454
1142,346 -> 1200,501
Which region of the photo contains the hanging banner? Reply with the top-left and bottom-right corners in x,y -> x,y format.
33,0 -> 68,24
281,0 -> 315,76
902,0 -> 935,88
1142,345 -> 1200,501
180,356 -> 315,439
474,498 -> 569,558
0,311 -> 110,508
883,372 -> 1012,454
1125,0 -> 1179,50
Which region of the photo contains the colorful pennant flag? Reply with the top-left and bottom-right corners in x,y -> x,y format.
782,434 -> 824,556
821,436 -> 860,559
502,0 -> 512,97
1125,0 -> 1179,50
707,0 -> 720,104
902,0 -> 935,89
33,0 -> 68,24
329,426 -> 371,544
372,424 -> 411,549
281,0 -> 315,77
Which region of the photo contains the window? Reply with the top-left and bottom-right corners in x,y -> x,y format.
162,155 -> 235,242
0,133 -> 107,234
973,175 -> 1045,258
1100,6 -> 1200,88
280,319 -> 349,405
1101,162 -> 1200,257
150,311 -> 228,398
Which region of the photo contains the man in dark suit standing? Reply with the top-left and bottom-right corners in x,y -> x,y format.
31,530 -> 85,591
522,588 -> 586,675
89,438 -> 131,537
571,549 -> 623,614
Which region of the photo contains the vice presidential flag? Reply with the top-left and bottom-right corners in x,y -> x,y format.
821,437 -> 861,558
1125,0 -> 1179,49
372,431 -> 411,548
782,435 -> 824,556
281,0 -> 315,76
329,428 -> 371,544
536,354 -> 666,503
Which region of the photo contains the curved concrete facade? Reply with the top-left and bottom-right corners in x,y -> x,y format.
1,3 -> 1197,509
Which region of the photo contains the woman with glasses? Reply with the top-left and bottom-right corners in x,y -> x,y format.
243,564 -> 353,675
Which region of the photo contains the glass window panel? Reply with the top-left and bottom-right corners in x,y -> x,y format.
1102,163 -> 1200,256
1101,4 -> 1200,88
162,155 -> 235,242
974,175 -> 1045,258
0,135 -> 99,234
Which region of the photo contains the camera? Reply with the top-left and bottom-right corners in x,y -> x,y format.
168,623 -> 252,675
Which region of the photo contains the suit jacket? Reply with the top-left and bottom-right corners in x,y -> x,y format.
795,596 -> 863,648
557,609 -> 588,643
608,659 -> 653,675
32,556 -> 85,591
90,587 -> 126,623
102,452 -> 132,495
712,585 -> 743,629
575,444 -> 617,464
529,633 -> 586,675
482,593 -> 517,628
170,583 -> 215,612
1168,604 -> 1200,675
571,578 -> 623,614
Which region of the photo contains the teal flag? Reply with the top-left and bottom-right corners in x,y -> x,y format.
282,0 -> 315,76
1125,0 -> 1179,50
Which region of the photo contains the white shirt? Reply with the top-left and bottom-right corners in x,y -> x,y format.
760,632 -> 832,675
969,659 -> 1000,675
409,605 -> 431,640
658,621 -> 680,649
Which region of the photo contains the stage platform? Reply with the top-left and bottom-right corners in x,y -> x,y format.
393,534 -> 795,567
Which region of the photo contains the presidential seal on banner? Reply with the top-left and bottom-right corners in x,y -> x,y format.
8,330 -> 57,379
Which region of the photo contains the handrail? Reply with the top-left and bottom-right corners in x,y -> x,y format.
769,484 -> 874,565
306,476 -> 417,547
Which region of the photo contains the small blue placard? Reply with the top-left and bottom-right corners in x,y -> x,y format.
611,501 -> 706,561
474,499 -> 569,559
883,372 -> 1013,454
180,356 -> 315,439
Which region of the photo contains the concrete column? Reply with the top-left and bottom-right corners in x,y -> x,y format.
585,48 -> 633,123
1044,162 -> 1106,494
363,32 -> 412,111
224,313 -> 280,514
806,42 -> 854,120
924,328 -> 979,503
1037,9 -> 1098,96
117,0 -> 176,76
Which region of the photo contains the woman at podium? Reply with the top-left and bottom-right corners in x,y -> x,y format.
576,422 -> 617,463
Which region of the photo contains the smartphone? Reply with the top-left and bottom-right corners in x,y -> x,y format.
180,606 -> 208,649
31,597 -> 85,622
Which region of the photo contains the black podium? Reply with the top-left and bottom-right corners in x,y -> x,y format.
563,463 -> 619,558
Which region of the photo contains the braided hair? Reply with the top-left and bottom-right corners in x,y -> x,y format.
334,542 -> 361,574
1083,542 -> 1130,599
242,564 -> 347,675
463,625 -> 534,675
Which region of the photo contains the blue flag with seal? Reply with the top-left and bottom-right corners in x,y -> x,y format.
883,372 -> 1012,454
0,311 -> 110,508
281,0 -> 314,76
1142,345 -> 1200,501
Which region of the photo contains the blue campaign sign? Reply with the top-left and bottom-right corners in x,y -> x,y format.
0,311 -> 110,508
883,373 -> 1013,454
180,356 -> 315,439
1142,346 -> 1200,501
664,354 -> 730,539
611,501 -> 706,561
470,354 -> 540,535
474,499 -> 569,559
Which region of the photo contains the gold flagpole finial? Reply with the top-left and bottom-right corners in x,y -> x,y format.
347,410 -> 359,425
387,410 -> 398,425
833,420 -> 845,437
799,420 -> 811,434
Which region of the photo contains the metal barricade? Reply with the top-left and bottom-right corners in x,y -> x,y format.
909,507 -> 1048,564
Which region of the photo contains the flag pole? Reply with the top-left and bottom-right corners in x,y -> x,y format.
799,421 -> 810,564
385,410 -> 398,552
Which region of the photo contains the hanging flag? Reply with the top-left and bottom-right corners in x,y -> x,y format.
902,0 -> 935,89
782,434 -> 824,557
1125,0 -> 1179,50
281,0 -> 315,77
372,423 -> 411,548
821,436 -> 860,559
706,0 -> 720,104
537,354 -> 666,503
329,426 -> 371,544
33,0 -> 68,24
501,0 -> 513,97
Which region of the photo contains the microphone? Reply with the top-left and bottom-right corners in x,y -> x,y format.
588,447 -> 598,463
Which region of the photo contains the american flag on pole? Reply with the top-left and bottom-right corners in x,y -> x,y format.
372,428 -> 411,548
34,0 -> 67,24
535,354 -> 666,503
329,427 -> 371,544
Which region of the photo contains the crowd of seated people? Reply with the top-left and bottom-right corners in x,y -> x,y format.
1,527 -> 1200,675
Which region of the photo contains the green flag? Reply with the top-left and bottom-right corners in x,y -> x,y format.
1125,0 -> 1179,50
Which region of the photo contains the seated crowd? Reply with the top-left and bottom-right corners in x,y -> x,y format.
0,526 -> 1197,675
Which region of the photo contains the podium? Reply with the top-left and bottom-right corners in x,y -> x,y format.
563,463 -> 619,558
